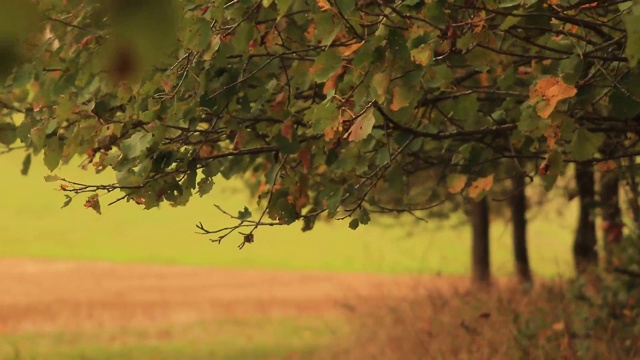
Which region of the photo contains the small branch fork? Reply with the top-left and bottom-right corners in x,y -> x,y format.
196,156 -> 288,249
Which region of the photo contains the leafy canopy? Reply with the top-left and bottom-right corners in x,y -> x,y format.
1,0 -> 640,245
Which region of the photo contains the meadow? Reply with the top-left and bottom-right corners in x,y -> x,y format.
0,151 -> 575,276
0,151 -> 578,359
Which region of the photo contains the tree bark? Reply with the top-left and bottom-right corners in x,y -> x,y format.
470,197 -> 490,285
574,163 -> 598,274
600,172 -> 622,270
511,172 -> 532,284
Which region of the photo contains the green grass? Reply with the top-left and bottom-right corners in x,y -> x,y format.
0,150 -> 575,276
0,317 -> 346,360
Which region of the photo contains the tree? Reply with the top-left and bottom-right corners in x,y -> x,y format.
1,0 -> 640,257
470,197 -> 490,285
511,171 -> 532,284
573,163 -> 598,273
600,171 -> 622,268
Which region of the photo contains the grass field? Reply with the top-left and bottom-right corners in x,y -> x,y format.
0,150 -> 578,359
0,317 -> 345,360
0,151 -> 575,276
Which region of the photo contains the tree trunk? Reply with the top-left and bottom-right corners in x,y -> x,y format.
600,172 -> 622,270
574,163 -> 598,274
470,197 -> 490,285
511,172 -> 532,284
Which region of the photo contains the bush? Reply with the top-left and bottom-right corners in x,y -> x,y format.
325,276 -> 640,360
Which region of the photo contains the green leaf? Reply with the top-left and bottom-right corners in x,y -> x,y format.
20,153 -> 31,176
237,206 -> 252,220
453,94 -> 480,124
358,207 -> 371,225
308,100 -> 339,135
44,174 -> 60,182
326,188 -> 344,217
390,85 -> 414,111
43,138 -> 62,171
0,122 -> 17,146
316,12 -> 343,46
301,207 -> 319,232
61,195 -> 73,209
499,16 -> 521,30
274,132 -> 300,155
197,177 -> 214,197
120,131 -> 153,158
558,55 -> 583,85
275,0 -> 293,18
348,218 -> 360,230
311,50 -> 343,83
29,127 -> 45,151
609,88 -> 640,120
268,189 -> 298,224
624,8 -> 640,67
410,43 -> 433,66
85,194 -> 102,215
569,128 -> 605,161
540,150 -> 564,191
371,71 -> 391,103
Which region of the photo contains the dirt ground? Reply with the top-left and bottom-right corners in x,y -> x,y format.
0,259 -> 465,334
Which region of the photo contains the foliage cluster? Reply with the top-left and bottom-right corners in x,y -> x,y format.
1,0 -> 639,243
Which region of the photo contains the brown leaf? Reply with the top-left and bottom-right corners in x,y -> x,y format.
280,119 -> 295,141
233,131 -> 248,150
84,194 -> 101,215
323,65 -> 344,94
529,77 -> 577,119
544,122 -> 560,148
317,0 -> 332,11
478,312 -> 491,319
324,110 -> 347,141
340,41 -> 364,57
271,91 -> 288,112
299,147 -> 311,173
596,160 -> 617,172
161,80 -> 172,93
304,22 -> 316,41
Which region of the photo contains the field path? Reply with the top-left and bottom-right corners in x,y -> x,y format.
0,259 -> 465,333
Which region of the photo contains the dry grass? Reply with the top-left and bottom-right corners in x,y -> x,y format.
326,279 -> 640,360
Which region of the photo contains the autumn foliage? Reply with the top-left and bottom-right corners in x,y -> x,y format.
0,1 -> 638,257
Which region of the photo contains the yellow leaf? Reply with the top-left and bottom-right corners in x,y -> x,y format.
467,175 -> 494,199
345,107 -> 375,142
410,43 -> 433,66
371,71 -> 390,103
390,86 -> 411,111
340,41 -> 364,57
551,321 -> 564,331
447,174 -> 467,194
317,0 -> 332,11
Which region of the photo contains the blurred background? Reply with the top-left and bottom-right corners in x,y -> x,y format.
0,151 -> 577,359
